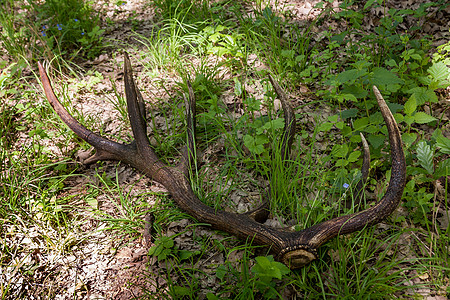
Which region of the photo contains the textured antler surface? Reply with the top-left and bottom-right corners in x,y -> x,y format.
38,56 -> 405,268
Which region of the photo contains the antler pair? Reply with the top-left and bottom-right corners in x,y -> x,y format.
38,54 -> 405,268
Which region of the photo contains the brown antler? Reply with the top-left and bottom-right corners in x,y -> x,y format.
38,55 -> 405,269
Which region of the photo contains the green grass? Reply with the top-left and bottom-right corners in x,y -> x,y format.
1,0 -> 450,298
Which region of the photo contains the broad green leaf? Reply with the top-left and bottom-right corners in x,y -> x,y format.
179,250 -> 198,260
148,245 -> 159,256
385,59 -> 398,67
404,95 -> 417,116
348,150 -> 361,162
371,67 -> 404,86
331,144 -> 349,158
368,112 -> 384,125
259,118 -> 285,133
410,53 -> 423,60
341,93 -> 358,102
367,134 -> 385,149
434,130 -> 450,154
207,293 -> 220,300
353,117 -> 369,130
328,115 -> 339,122
393,113 -> 404,123
336,69 -> 368,84
255,256 -> 272,269
404,115 -> 415,126
341,85 -> 368,98
173,286 -> 191,297
435,159 -> 450,177
402,132 -> 417,148
414,112 -> 437,124
407,87 -> 438,105
162,237 -> 174,248
335,158 -> 348,167
335,121 -> 345,129
341,108 -> 358,119
364,0 -> 377,10
427,61 -> 450,88
364,124 -> 379,134
318,122 -> 333,132
243,134 -> 268,155
416,141 -> 434,174
386,102 -> 404,114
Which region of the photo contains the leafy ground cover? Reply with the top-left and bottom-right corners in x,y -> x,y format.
1,0 -> 450,299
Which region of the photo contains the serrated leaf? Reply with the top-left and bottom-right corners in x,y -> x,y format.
331,144 -> 349,158
407,87 -> 438,105
404,95 -> 417,116
427,61 -> 450,88
341,93 -> 358,102
318,122 -> 333,132
336,69 -> 368,84
435,159 -> 450,177
394,113 -> 404,123
335,158 -> 348,167
386,102 -> 404,114
243,134 -> 268,155
261,118 -> 284,131
255,256 -> 272,269
434,130 -> 450,154
367,134 -> 385,149
416,141 -> 434,174
179,250 -> 195,260
348,150 -> 361,162
341,84 -> 368,98
402,132 -> 417,148
335,121 -> 345,129
404,115 -> 415,126
414,112 -> 437,124
371,67 -> 404,86
328,115 -> 339,122
353,117 -> 368,130
341,108 -> 358,119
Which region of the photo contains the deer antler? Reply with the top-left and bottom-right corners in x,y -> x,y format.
38,54 -> 405,268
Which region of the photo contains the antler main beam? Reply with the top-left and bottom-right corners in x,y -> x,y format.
38,55 -> 405,268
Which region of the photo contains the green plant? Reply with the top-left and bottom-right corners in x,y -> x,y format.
149,234 -> 201,262
251,255 -> 290,299
200,25 -> 245,60
31,0 -> 104,59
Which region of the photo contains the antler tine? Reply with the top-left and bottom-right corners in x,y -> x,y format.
38,61 -> 135,165
354,133 -> 370,205
358,133 -> 370,190
268,75 -> 296,160
279,86 -> 406,267
345,133 -> 370,208
181,80 -> 197,173
123,53 -> 151,152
